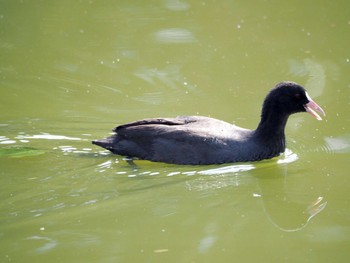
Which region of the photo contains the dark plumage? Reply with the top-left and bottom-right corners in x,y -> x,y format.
92,81 -> 325,165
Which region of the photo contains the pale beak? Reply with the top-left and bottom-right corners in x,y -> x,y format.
304,92 -> 326,121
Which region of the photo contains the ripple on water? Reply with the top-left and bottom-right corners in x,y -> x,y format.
0,135 -> 17,144
133,65 -> 198,105
0,143 -> 45,158
277,148 -> 299,164
15,133 -> 82,141
26,236 -> 58,254
92,148 -> 300,178
198,164 -> 255,175
154,28 -> 196,44
295,134 -> 350,155
323,135 -> 350,154
164,0 -> 190,11
0,132 -> 105,157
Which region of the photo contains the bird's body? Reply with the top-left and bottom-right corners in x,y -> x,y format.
94,116 -> 278,164
92,82 -> 325,165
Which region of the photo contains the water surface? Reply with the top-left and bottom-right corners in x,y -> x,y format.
1,0 -> 350,262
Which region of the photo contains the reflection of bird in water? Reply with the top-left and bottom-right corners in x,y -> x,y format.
255,164 -> 327,232
262,195 -> 327,232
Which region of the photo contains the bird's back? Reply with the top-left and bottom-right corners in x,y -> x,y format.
92,116 -> 257,164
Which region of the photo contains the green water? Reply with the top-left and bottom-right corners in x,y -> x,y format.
1,0 -> 350,262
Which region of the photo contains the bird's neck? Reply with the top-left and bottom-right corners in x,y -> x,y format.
254,110 -> 289,146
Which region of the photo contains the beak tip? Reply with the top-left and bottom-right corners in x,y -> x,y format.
304,103 -> 325,121
304,91 -> 326,120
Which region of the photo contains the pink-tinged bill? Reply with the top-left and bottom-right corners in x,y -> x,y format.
304,92 -> 326,120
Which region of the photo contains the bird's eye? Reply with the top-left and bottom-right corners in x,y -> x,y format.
294,93 -> 301,99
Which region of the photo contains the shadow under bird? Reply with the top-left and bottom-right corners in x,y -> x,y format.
92,81 -> 325,165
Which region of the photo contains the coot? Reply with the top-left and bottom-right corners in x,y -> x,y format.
92,81 -> 325,165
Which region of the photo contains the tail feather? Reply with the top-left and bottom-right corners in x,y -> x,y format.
92,139 -> 109,149
92,135 -> 148,158
92,135 -> 119,151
